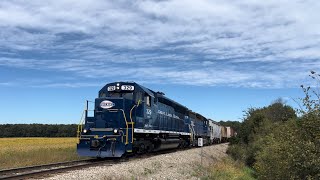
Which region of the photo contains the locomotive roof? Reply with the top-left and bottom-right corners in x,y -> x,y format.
101,82 -> 209,114
208,119 -> 220,125
138,84 -> 155,98
142,83 -> 188,112
156,93 -> 187,110
101,82 -> 188,111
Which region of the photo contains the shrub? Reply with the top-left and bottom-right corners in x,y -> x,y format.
207,157 -> 255,180
254,119 -> 320,179
227,143 -> 247,162
228,71 -> 320,179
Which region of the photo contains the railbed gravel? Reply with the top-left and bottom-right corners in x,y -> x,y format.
44,143 -> 228,180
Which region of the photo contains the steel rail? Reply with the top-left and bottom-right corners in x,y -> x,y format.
0,159 -> 114,180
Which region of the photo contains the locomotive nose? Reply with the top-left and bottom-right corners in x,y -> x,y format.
91,140 -> 100,148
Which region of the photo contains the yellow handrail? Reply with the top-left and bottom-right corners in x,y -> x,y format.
77,110 -> 85,142
120,109 -> 129,145
129,100 -> 141,143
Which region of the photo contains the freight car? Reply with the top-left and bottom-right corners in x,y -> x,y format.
77,82 -> 235,158
208,120 -> 221,144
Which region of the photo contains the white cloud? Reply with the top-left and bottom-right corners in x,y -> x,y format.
0,0 -> 319,88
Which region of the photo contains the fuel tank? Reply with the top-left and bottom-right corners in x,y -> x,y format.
153,138 -> 181,151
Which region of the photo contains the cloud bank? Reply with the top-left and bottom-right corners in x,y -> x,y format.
0,0 -> 319,88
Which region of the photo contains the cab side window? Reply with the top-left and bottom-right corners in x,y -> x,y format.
136,92 -> 142,103
145,95 -> 151,107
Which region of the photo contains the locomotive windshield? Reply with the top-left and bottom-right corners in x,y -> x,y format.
109,92 -> 133,100
99,84 -> 135,100
99,91 -> 134,100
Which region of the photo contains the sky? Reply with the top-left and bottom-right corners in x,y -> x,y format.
0,0 -> 319,124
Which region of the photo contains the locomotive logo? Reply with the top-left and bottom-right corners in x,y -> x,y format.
100,100 -> 115,109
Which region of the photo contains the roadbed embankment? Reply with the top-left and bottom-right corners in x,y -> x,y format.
47,143 -> 228,180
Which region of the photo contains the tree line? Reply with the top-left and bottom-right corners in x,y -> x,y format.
0,124 -> 78,137
228,71 -> 320,179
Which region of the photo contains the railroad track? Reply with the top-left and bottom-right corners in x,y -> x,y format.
0,159 -> 116,180
0,149 -> 180,180
0,143 -> 227,179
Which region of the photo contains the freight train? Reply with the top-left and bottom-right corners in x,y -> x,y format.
77,82 -> 235,158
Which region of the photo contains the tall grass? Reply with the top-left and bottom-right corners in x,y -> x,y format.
206,157 -> 255,180
193,157 -> 255,180
0,138 -> 83,170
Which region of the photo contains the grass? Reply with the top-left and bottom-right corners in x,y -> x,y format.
0,138 -> 84,170
193,157 -> 255,180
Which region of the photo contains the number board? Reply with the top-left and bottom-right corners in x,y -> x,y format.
121,85 -> 134,91
198,138 -> 203,147
107,86 -> 116,91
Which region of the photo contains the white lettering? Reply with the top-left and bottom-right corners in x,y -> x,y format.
121,85 -> 134,91
107,86 -> 116,91
157,110 -> 181,120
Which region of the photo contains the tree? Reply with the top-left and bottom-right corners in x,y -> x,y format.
0,124 -> 78,137
254,71 -> 320,179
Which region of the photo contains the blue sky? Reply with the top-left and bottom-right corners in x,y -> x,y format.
0,0 -> 319,124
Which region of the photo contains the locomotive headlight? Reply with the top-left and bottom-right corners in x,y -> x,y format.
83,129 -> 88,134
113,129 -> 118,134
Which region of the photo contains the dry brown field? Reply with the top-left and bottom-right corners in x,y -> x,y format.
0,138 -> 83,170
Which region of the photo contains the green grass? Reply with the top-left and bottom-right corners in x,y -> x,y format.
193,157 -> 255,180
0,138 -> 84,170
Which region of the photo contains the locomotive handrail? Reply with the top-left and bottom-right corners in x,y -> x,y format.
129,100 -> 141,143
77,110 -> 86,141
77,101 -> 91,142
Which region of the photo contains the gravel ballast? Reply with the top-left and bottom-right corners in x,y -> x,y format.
46,143 -> 228,180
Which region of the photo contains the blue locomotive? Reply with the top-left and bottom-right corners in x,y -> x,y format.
77,82 -> 233,158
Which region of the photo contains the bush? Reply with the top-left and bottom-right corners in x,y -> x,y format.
254,119 -> 320,179
227,143 -> 247,162
207,157 -> 255,180
228,71 -> 320,179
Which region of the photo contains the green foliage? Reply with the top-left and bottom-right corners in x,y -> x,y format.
238,102 -> 296,145
226,143 -> 247,162
299,112 -> 320,142
254,118 -> 320,179
0,124 -> 78,137
299,70 -> 320,115
228,71 -> 320,179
